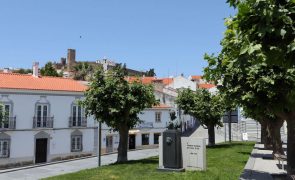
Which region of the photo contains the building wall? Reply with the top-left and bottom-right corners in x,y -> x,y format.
100,108 -> 171,153
0,91 -> 97,168
167,76 -> 196,91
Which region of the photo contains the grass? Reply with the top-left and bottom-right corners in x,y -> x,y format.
44,142 -> 254,180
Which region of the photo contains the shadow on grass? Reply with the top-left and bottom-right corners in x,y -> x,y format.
238,151 -> 251,155
207,142 -> 255,149
109,157 -> 158,166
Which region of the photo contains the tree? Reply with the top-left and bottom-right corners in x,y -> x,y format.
40,62 -> 59,77
13,68 -> 32,74
80,65 -> 157,163
204,0 -> 295,175
0,103 -> 8,127
176,89 -> 224,146
145,68 -> 156,77
73,62 -> 94,81
167,110 -> 180,129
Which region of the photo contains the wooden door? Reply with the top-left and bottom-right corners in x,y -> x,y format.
35,138 -> 47,163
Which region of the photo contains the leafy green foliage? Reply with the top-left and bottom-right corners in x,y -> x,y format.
73,62 -> 94,81
40,62 -> 60,77
176,89 -> 224,128
80,65 -> 158,131
204,0 -> 295,115
167,110 -> 180,129
12,68 -> 32,74
204,0 -> 295,173
145,68 -> 156,77
0,104 -> 8,125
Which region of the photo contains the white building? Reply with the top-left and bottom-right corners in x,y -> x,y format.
166,75 -> 196,91
100,80 -> 176,154
0,69 -> 204,169
0,69 -> 98,169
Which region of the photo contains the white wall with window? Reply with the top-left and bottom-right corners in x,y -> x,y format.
0,92 -> 98,168
0,133 -> 10,158
70,102 -> 86,127
155,112 -> 161,123
71,130 -> 83,152
0,104 -> 10,129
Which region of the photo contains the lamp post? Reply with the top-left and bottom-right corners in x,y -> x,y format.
98,121 -> 102,166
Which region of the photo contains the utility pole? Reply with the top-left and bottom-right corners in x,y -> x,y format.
98,60 -> 108,167
98,122 -> 102,166
229,111 -> 232,143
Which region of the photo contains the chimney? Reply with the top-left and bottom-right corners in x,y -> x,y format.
3,68 -> 11,73
67,49 -> 76,71
32,62 -> 39,77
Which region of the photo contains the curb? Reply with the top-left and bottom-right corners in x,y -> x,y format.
0,147 -> 158,174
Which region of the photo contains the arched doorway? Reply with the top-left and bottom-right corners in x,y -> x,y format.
34,131 -> 50,164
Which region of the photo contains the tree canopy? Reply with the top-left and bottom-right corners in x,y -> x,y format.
40,62 -> 60,77
73,62 -> 94,81
204,0 -> 295,175
80,65 -> 157,162
176,89 -> 224,146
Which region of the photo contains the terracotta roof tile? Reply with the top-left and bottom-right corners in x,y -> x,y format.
126,76 -> 157,84
158,78 -> 173,85
126,76 -> 173,85
198,83 -> 216,89
0,73 -> 87,92
191,75 -> 202,80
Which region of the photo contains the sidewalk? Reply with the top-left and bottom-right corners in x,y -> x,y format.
0,148 -> 159,180
240,143 -> 287,180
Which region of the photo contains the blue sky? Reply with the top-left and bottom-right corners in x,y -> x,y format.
0,0 -> 235,77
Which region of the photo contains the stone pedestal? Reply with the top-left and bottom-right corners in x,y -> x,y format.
181,137 -> 206,171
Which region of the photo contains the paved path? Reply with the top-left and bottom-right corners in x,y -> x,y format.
240,143 -> 287,179
0,148 -> 158,180
190,125 -> 225,144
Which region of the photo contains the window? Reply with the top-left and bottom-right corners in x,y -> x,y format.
0,104 -> 10,128
142,134 -> 149,145
155,112 -> 161,123
72,105 -> 83,127
71,135 -> 82,152
154,133 -> 160,144
0,140 -> 10,158
36,104 -> 48,128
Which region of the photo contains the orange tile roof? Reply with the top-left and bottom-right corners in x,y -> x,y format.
198,83 -> 216,89
152,104 -> 172,109
191,75 -> 202,80
0,73 -> 87,92
157,78 -> 173,85
126,76 -> 173,85
126,76 -> 157,84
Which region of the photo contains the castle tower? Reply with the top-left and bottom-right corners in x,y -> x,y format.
67,49 -> 76,71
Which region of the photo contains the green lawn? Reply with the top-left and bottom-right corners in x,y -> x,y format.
44,142 -> 254,180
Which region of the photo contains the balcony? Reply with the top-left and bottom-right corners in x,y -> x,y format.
69,117 -> 87,127
0,117 -> 16,130
33,116 -> 54,128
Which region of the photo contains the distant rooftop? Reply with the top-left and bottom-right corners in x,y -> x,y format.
0,73 -> 87,92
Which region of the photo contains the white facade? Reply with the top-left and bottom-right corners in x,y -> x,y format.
0,89 -> 98,168
100,107 -> 172,154
167,76 -> 197,91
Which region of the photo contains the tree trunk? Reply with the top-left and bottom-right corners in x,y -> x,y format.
260,120 -> 272,149
265,123 -> 273,149
208,124 -> 215,146
117,124 -> 129,163
286,118 -> 295,176
268,119 -> 284,156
